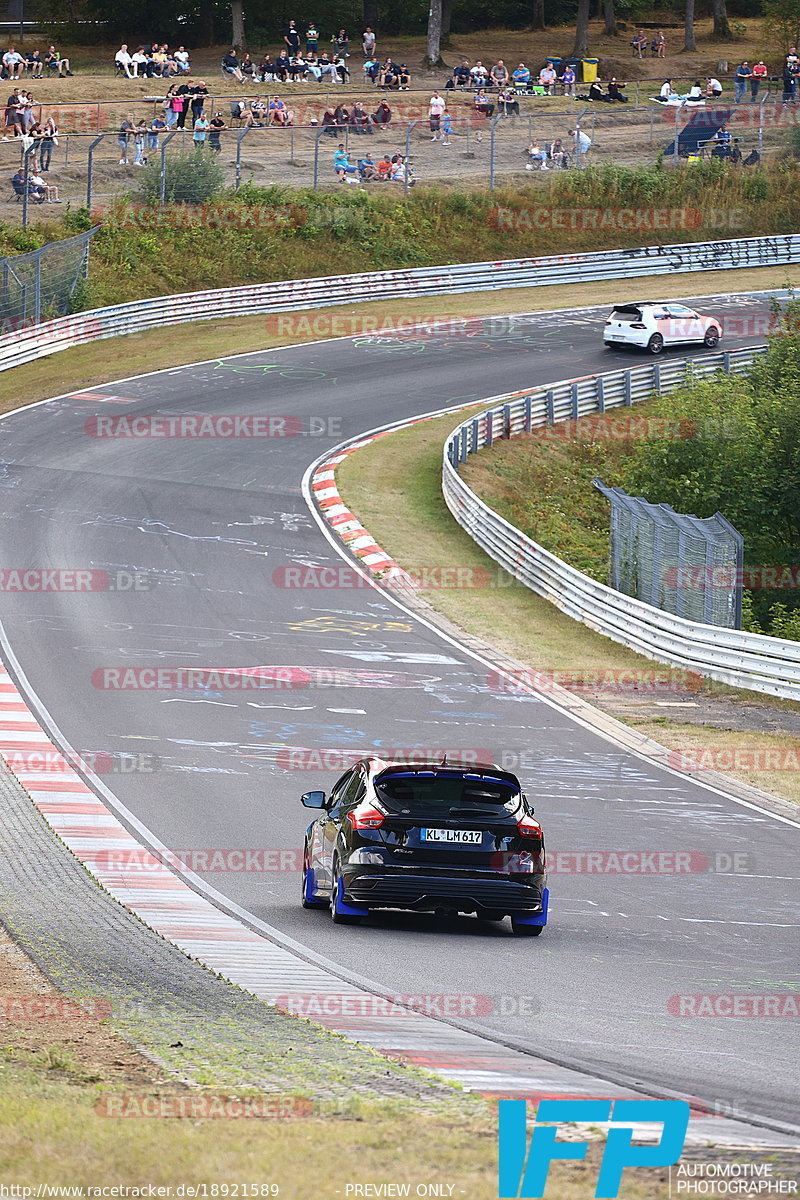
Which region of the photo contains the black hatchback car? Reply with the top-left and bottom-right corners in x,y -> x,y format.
300,757 -> 549,936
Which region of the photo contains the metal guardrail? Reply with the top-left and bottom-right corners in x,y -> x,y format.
1,232 -> 799,356
442,346 -> 800,702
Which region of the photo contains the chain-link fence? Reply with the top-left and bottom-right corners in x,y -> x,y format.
0,227 -> 96,331
593,479 -> 744,629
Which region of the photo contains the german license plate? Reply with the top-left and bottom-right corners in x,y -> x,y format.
421,828 -> 482,844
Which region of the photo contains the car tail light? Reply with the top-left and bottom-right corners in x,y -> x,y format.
347,802 -> 385,830
630,322 -> 646,329
517,814 -> 542,838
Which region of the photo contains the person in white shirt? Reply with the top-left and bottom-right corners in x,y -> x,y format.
2,48 -> 24,79
538,64 -> 557,93
705,76 -> 722,97
174,46 -> 190,73
362,27 -> 376,56
115,45 -> 135,78
470,61 -> 489,86
131,48 -> 149,77
30,172 -> 60,201
660,78 -> 676,99
569,127 -> 591,157
429,90 -> 446,140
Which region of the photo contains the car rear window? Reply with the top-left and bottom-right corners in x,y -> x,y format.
610,307 -> 643,322
375,771 -> 521,815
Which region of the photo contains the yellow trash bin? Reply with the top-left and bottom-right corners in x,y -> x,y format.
582,58 -> 599,83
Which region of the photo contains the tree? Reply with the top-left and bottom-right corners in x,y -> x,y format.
764,0 -> 800,51
684,0 -> 697,52
603,0 -> 617,36
231,0 -> 245,51
532,0 -> 545,31
424,0 -> 445,68
363,0 -> 379,35
572,0 -> 591,56
711,0 -> 732,38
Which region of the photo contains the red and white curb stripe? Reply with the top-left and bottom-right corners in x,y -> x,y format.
311,441 -> 398,577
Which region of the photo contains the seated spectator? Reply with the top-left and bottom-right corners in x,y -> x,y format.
174,46 -> 191,73
470,61 -> 490,87
334,55 -> 350,83
397,63 -> 411,89
561,64 -> 576,96
351,100 -> 372,132
288,55 -> 307,80
390,157 -> 415,185
334,142 -> 358,182
359,153 -> 380,181
115,44 -> 135,78
250,97 -> 267,124
45,45 -> 71,75
377,154 -> 392,178
549,136 -> 569,167
512,63 -> 531,89
587,79 -> 605,101
25,50 -> 43,78
653,30 -> 666,57
525,140 -> 548,169
332,30 -> 350,58
379,58 -> 399,88
473,89 -> 494,117
491,60 -> 509,88
705,76 -> 723,98
3,47 -> 24,80
274,52 -> 290,81
538,63 -> 557,93
317,53 -> 338,80
322,107 -> 339,134
660,78 -> 676,100
222,49 -> 244,81
259,55 -> 275,81
372,99 -> 392,124
12,168 -> 44,200
131,47 -> 150,76
631,30 -> 647,58
452,62 -> 471,87
152,46 -> 171,76
688,79 -> 703,99
304,54 -> 322,81
363,27 -> 376,57
498,87 -> 519,117
241,52 -> 256,78
607,77 -> 627,102
333,102 -> 350,126
364,57 -> 380,82
268,95 -> 292,126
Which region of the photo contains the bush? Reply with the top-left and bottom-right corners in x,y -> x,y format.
136,152 -> 225,206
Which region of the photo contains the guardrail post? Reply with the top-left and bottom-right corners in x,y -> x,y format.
485,410 -> 493,447
86,133 -> 105,211
545,389 -> 554,425
723,351 -> 731,372
524,394 -> 532,431
460,426 -> 468,463
624,371 -> 632,406
570,381 -> 579,419
470,419 -> 479,453
502,402 -> 511,437
596,377 -> 605,412
653,362 -> 661,391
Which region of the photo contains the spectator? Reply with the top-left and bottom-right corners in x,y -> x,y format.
390,157 -> 414,185
151,46 -> 170,76
607,78 -> 627,102
549,136 -> 568,167
491,60 -> 509,88
706,76 -> 723,98
306,24 -> 319,54
398,64 -> 411,89
498,87 -> 519,116
688,79 -> 703,99
512,63 -> 531,89
284,20 -> 301,54
274,52 -> 291,80
241,52 -> 257,79
25,50 -> 43,79
317,52 -> 337,80
3,47 -> 25,80
569,126 -> 591,158
525,140 -> 547,169
538,63 -> 557,94
269,95 -> 292,125
334,142 -> 357,181
133,119 -> 147,165
192,112 -> 209,147
429,90 -> 445,140
363,27 -> 376,57
452,62 -> 471,87
222,49 -> 243,82
651,31 -> 666,57
118,114 -> 134,164
174,46 -> 191,73
359,152 -> 380,180
115,45 -> 135,78
333,101 -> 350,126
45,45 -> 71,75
148,112 -> 166,151
18,90 -> 35,133
351,100 -> 372,132
208,112 -> 225,152
751,60 -> 768,100
191,80 -> 209,125
372,99 -> 392,124
2,86 -> 21,138
587,79 -> 605,102
322,107 -> 338,135
734,61 -> 752,102
334,55 -> 350,83
332,30 -> 350,58
259,54 -> 275,81
364,57 -> 380,83
377,154 -> 392,178
39,114 -> 57,170
304,54 -> 322,81
561,63 -> 576,96
250,97 -> 267,123
782,62 -> 796,102
441,110 -> 452,143
474,89 -> 493,117
379,57 -> 398,88
470,60 -> 490,87
660,79 -> 676,99
631,30 -> 647,59
131,47 -> 149,77
168,85 -> 186,128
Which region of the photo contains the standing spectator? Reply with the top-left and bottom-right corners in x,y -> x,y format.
362,27 -> 376,57
167,85 -> 184,128
45,45 -> 71,75
208,112 -> 226,152
175,81 -> 192,128
133,119 -> 148,165
191,80 -> 208,126
39,114 -> 57,170
284,20 -> 301,54
569,126 -> 591,159
561,63 -> 576,96
751,60 -> 768,100
18,90 -> 36,132
25,50 -> 43,78
429,90 -> 445,140
782,61 -> 796,103
332,30 -> 350,58
734,61 -> 752,102
192,112 -> 209,148
305,23 -> 319,54
441,109 -> 452,144
490,60 -> 509,88
115,44 -> 135,78
222,49 -> 243,81
148,112 -> 167,152
117,114 -> 134,164
538,63 -> 557,93
3,47 -> 25,79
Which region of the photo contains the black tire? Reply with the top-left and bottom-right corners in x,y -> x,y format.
330,856 -> 364,925
511,917 -> 544,937
704,326 -> 720,348
647,333 -> 664,355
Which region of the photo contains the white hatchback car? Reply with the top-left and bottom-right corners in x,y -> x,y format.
603,302 -> 721,354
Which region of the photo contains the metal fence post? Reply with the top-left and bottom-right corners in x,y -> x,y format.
673,100 -> 686,167
313,126 -> 326,191
574,105 -> 588,169
159,129 -> 180,207
34,247 -> 41,325
404,121 -> 417,196
86,132 -> 105,211
489,113 -> 501,190
21,143 -> 35,229
235,125 -> 250,190
758,92 -> 768,161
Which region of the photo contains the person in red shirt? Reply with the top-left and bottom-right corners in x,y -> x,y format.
751,60 -> 768,100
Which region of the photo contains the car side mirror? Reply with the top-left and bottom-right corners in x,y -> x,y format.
301,790 -> 327,809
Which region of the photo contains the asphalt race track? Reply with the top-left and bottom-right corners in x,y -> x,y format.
0,293 -> 798,1132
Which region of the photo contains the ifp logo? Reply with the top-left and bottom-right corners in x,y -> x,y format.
498,1098 -> 689,1197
